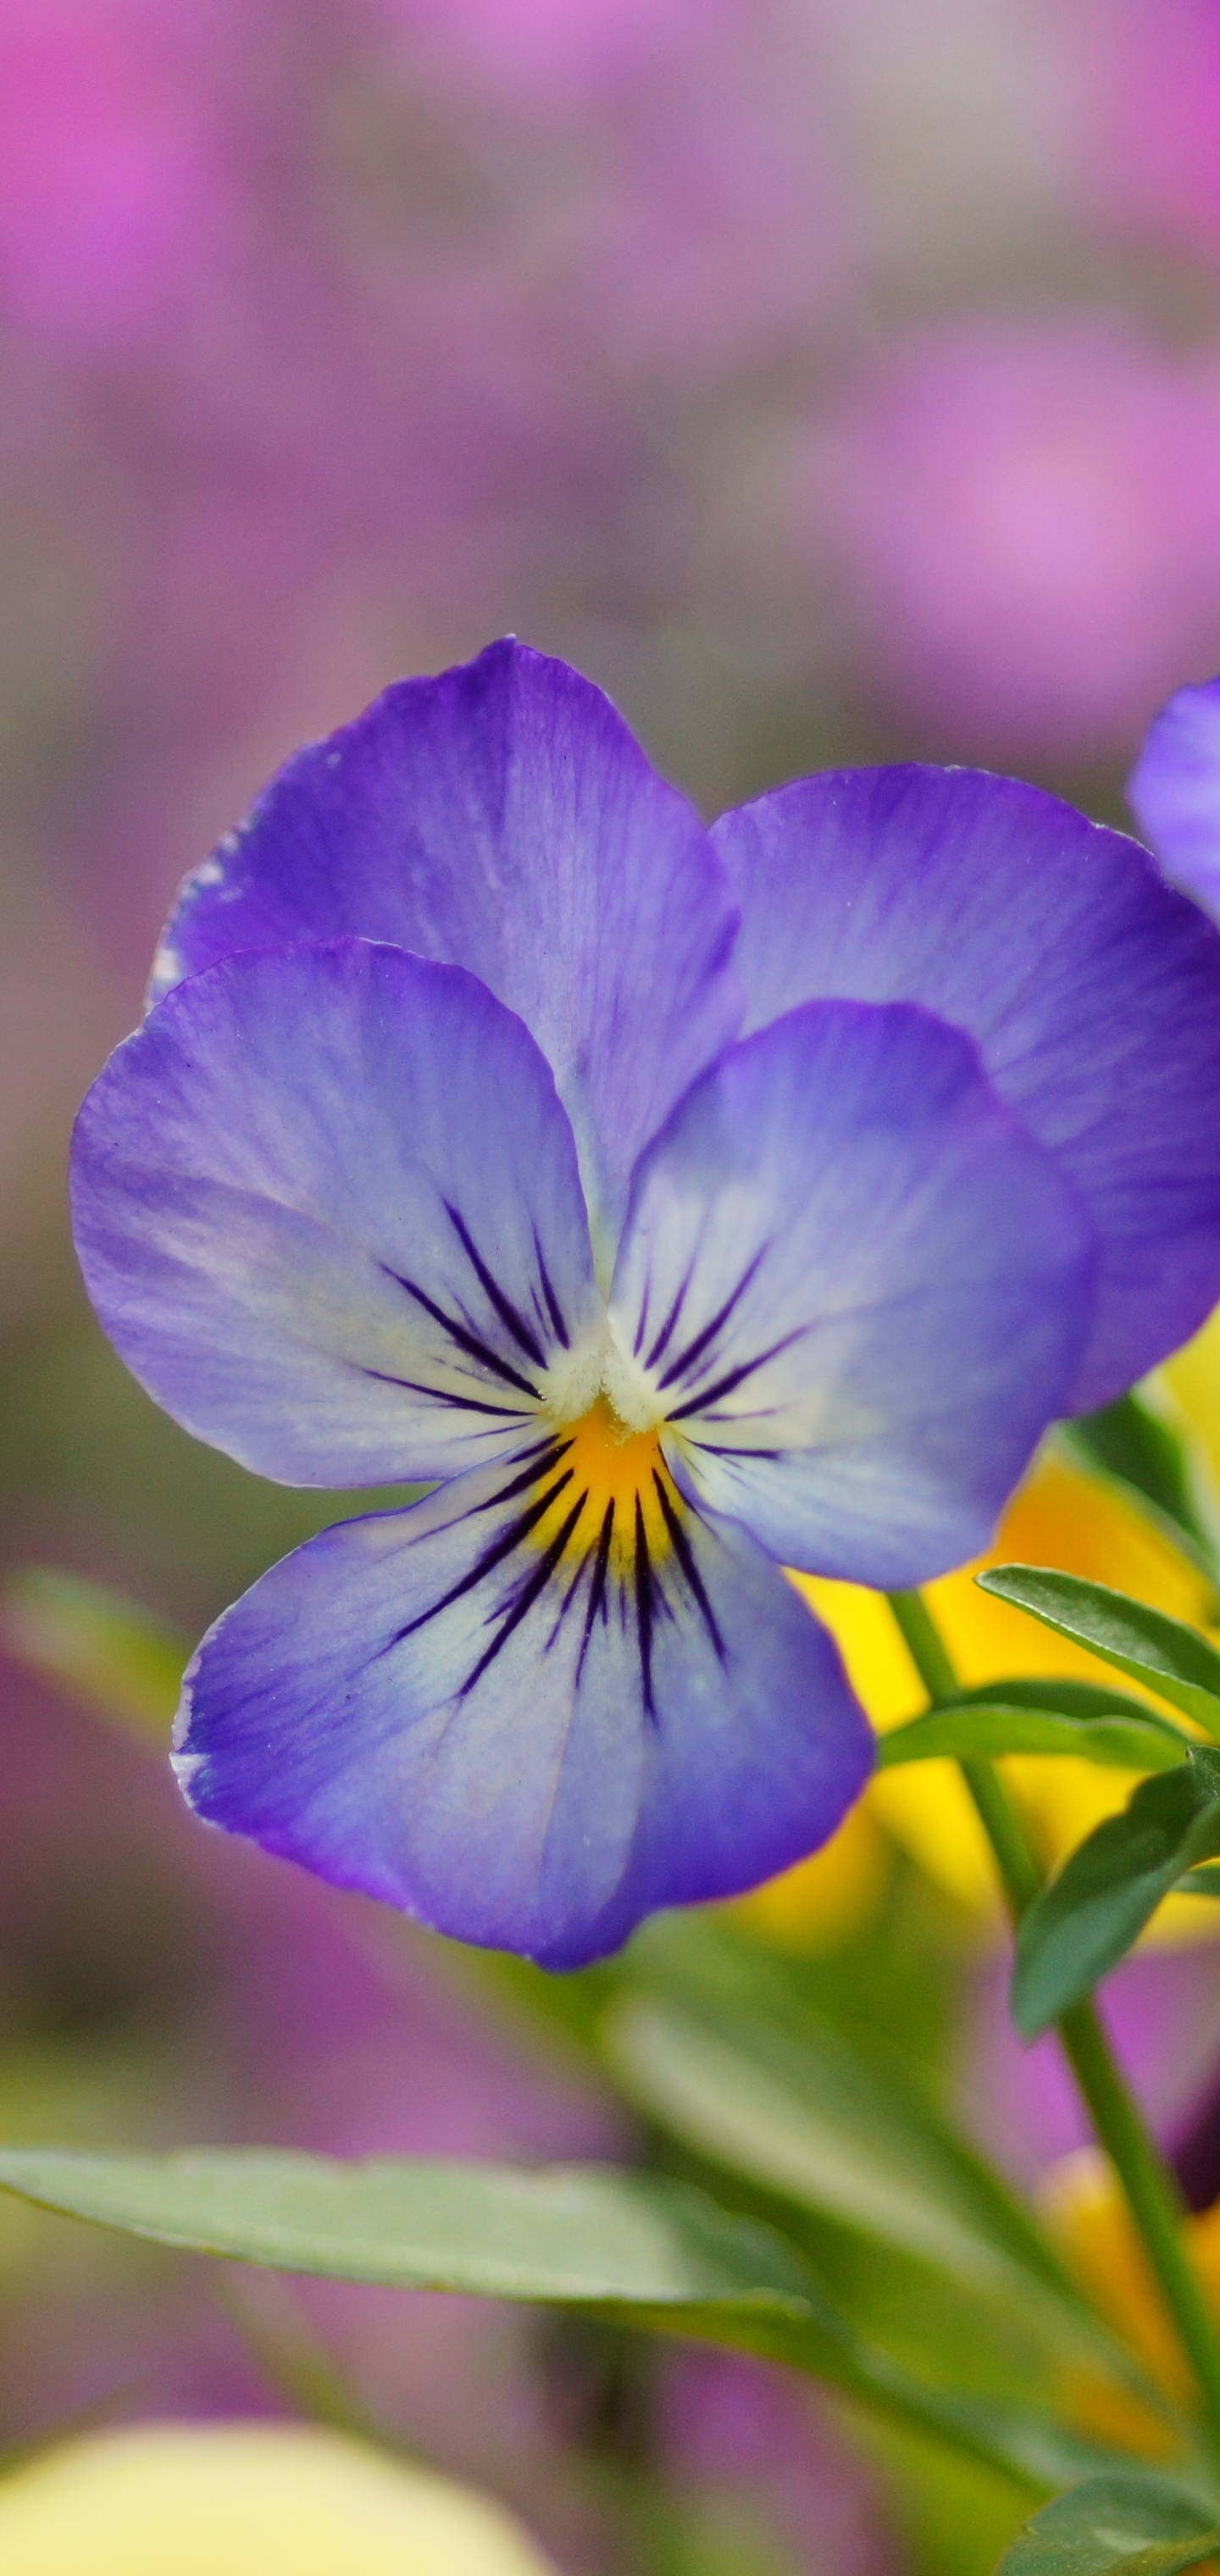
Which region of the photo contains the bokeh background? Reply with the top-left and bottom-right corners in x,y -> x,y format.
8,3 -> 1220,2569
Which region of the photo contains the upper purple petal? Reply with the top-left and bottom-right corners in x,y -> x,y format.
609,1000 -> 1094,1588
712,767 -> 1220,1412
71,939 -> 599,1488
1128,675 -> 1220,919
174,1460 -> 872,1968
151,639 -> 741,1254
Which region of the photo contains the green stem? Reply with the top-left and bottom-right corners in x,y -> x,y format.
957,1756 -> 1044,1918
886,1585 -> 1220,2462
886,1587 -> 958,1703
214,2270 -> 420,2462
1056,2003 -> 1220,2449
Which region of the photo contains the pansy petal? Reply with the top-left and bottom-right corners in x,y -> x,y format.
71,941 -> 600,1488
1128,674 -> 1220,917
713,768 -> 1220,1411
173,1459 -> 873,1968
151,639 -> 741,1253
609,1001 -> 1095,1588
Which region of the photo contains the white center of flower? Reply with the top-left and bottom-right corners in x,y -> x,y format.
599,1333 -> 666,1434
538,1315 -> 667,1437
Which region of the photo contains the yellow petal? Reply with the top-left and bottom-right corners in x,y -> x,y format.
0,2423 -> 557,2576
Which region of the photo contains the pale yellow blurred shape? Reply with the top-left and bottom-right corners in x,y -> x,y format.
1041,2146 -> 1191,2438
749,1436 -> 1220,1941
1040,2146 -> 1220,2457
0,2422 -> 557,2576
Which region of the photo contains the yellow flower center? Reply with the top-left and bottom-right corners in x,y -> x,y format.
535,1393 -> 677,1577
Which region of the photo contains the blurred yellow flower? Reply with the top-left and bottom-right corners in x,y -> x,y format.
0,2422 -> 557,2576
1166,1303 -> 1220,1495
738,1302 -> 1220,1950
1040,2146 -> 1220,2454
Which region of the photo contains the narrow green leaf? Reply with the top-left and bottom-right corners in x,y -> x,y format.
976,1569 -> 1220,1739
1059,1386 -> 1220,1599
602,1990 -> 1139,2386
931,1679 -> 1188,1733
1179,1866 -> 1220,1897
0,1568 -> 188,1741
1012,1752 -> 1220,2037
879,1707 -> 1185,1773
0,2147 -> 1138,2497
997,2473 -> 1220,2576
0,2147 -> 809,2312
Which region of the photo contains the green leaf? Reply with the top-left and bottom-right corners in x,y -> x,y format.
601,1990 -> 1139,2385
1059,1386 -> 1220,1600
954,1681 -> 1191,1728
997,2473 -> 1220,2576
1179,1866 -> 1220,1897
0,2146 -> 1121,2495
975,1568 -> 1220,1739
1012,1752 -> 1220,2037
879,1705 -> 1186,1774
0,2146 -> 810,2311
0,1568 -> 188,1741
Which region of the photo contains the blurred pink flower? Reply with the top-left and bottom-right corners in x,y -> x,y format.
962,1942 -> 1220,2191
659,2346 -> 897,2576
810,319 -> 1220,758
0,0 -> 238,352
368,0 -> 846,372
574,59 -> 846,375
1073,0 -> 1220,258
369,0 -> 724,107
0,0 -> 847,1013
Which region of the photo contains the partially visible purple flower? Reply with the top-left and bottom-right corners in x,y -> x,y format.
69,641 -> 1220,1964
1129,673 -> 1220,922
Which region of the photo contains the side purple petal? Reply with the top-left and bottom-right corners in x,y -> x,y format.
610,1001 -> 1095,1588
71,940 -> 599,1488
713,768 -> 1220,1412
151,638 -> 741,1252
174,1465 -> 873,1968
1128,675 -> 1220,919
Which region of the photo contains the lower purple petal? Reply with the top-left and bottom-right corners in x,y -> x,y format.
174,1457 -> 873,1968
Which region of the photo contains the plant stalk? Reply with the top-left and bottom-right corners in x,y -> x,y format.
886,1585 -> 1220,2462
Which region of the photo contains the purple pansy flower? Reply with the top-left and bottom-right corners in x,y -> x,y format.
1130,673 -> 1220,924
70,642 -> 1220,1966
